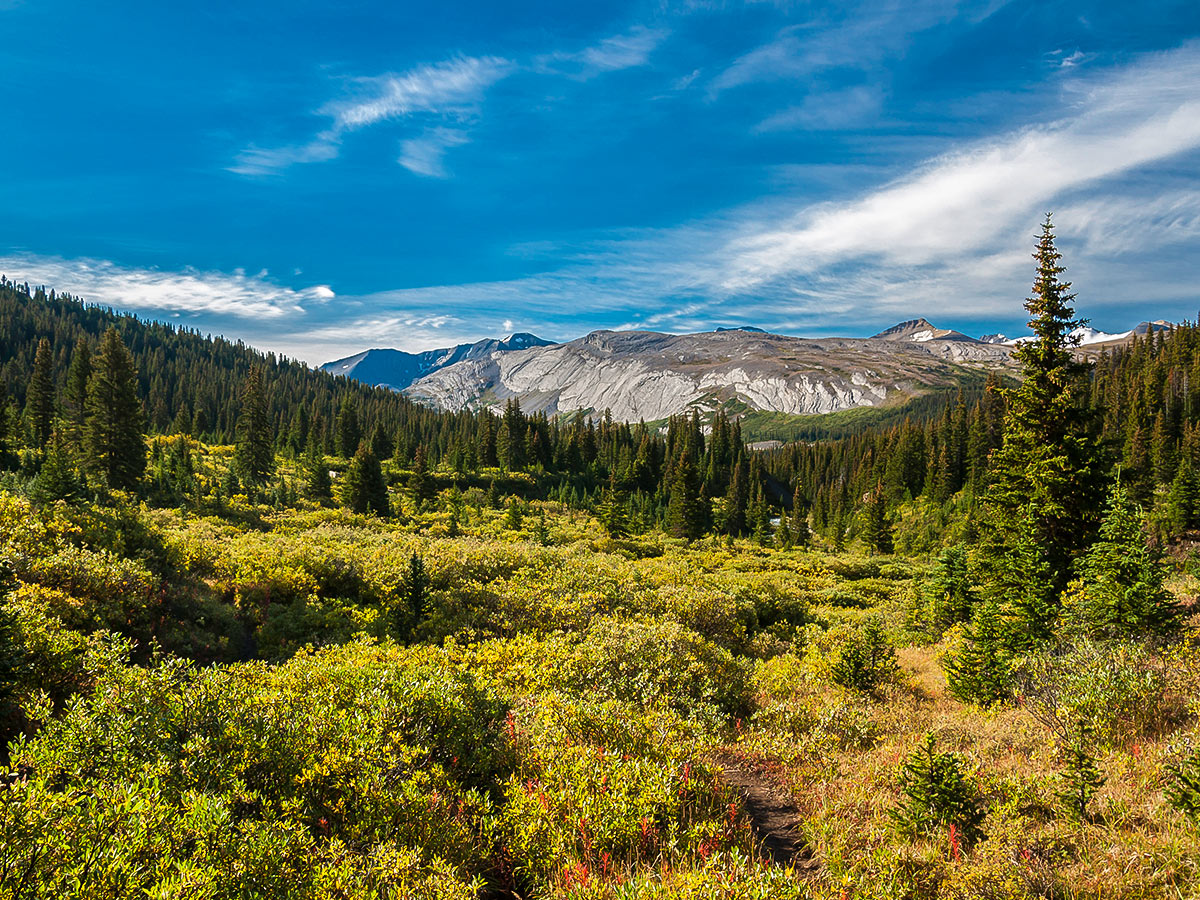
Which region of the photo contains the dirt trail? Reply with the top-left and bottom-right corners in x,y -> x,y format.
717,757 -> 819,872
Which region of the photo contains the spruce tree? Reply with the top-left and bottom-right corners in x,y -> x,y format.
26,337 -> 55,447
30,430 -> 83,504
370,421 -> 394,459
1055,721 -> 1105,822
408,445 -> 434,509
84,327 -> 145,491
892,733 -> 986,844
597,485 -> 630,537
926,543 -> 974,631
341,442 -> 389,516
303,438 -> 332,502
335,399 -> 361,458
944,600 -> 1011,706
1071,479 -> 1179,637
977,215 -> 1105,605
667,456 -> 704,541
65,336 -> 91,444
790,483 -> 811,547
234,368 -> 275,486
1165,457 -> 1200,536
404,552 -> 430,633
504,497 -> 524,530
861,480 -> 893,554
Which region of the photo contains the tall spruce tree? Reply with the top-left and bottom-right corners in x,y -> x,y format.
341,442 -> 389,516
335,399 -> 361,458
84,327 -> 145,491
65,336 -> 91,444
667,455 -> 704,541
977,215 -> 1105,608
234,368 -> 275,486
861,480 -> 893,554
26,337 -> 55,447
303,436 -> 332,502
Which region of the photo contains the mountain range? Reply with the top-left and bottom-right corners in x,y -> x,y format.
320,317 -> 1172,423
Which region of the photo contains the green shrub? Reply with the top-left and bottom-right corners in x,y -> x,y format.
1011,638 -> 1176,747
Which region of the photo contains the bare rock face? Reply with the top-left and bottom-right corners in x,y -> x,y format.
403,327 -> 1014,420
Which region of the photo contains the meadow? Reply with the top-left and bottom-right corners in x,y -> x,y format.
2,446 -> 1197,900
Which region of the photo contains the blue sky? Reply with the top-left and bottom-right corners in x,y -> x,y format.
2,0 -> 1199,362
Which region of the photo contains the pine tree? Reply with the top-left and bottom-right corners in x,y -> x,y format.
1055,722 -> 1105,822
944,601 -> 1011,706
234,368 -> 275,486
977,215 -> 1105,605
64,336 -> 91,444
84,327 -> 145,491
303,437 -> 332,502
861,480 -> 893,554
26,337 -> 55,447
667,456 -> 704,541
408,445 -> 434,509
30,430 -> 83,504
341,442 -> 389,516
892,733 -> 986,844
335,399 -> 361,458
790,483 -> 811,547
1070,479 -> 1179,637
926,543 -> 974,631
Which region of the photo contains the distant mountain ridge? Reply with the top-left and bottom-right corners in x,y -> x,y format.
323,317 -> 1173,423
320,333 -> 554,391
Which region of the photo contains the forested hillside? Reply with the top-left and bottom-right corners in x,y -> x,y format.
0,220 -> 1198,899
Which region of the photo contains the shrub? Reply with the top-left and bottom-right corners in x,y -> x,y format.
1012,638 -> 1176,747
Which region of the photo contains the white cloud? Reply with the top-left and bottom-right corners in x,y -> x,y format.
232,55 -> 511,176
720,44 -> 1200,291
710,0 -> 963,96
398,128 -> 470,177
323,56 -> 511,130
0,253 -> 334,320
535,26 -> 668,79
754,85 -> 883,132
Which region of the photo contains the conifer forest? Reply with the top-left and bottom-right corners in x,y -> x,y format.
1,219 -> 1199,899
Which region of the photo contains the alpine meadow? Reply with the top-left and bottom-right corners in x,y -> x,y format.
3,2 -> 1200,898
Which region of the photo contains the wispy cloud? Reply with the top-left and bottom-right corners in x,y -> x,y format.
231,55 -> 511,176
754,85 -> 883,132
720,44 -> 1200,292
0,253 -> 334,320
534,26 -> 668,79
323,56 -> 511,129
710,0 -> 968,97
398,127 -> 470,177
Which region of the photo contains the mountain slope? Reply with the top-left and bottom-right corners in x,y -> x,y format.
404,326 -> 1013,420
321,333 -> 553,391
